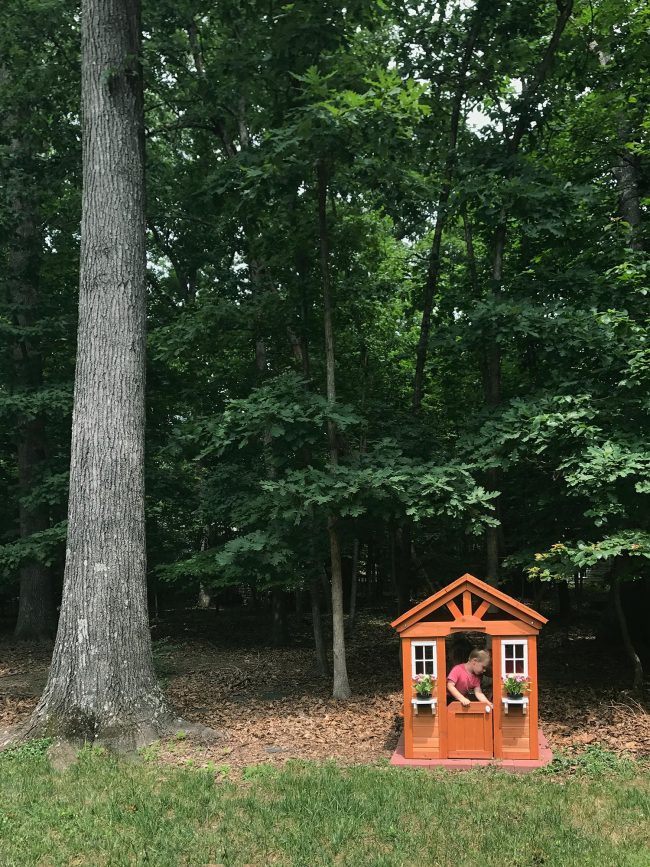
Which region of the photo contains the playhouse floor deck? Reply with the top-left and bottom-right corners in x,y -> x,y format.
391,728 -> 553,772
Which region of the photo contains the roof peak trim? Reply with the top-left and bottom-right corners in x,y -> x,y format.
391,573 -> 547,632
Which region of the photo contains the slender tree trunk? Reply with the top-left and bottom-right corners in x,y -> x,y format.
613,135 -> 645,253
533,575 -> 542,611
485,520 -> 500,586
295,278 -> 329,674
271,589 -> 289,647
197,504 -> 211,609
365,541 -> 374,605
481,1 -> 574,584
461,205 -> 479,299
328,515 -> 350,695
320,562 -> 332,614
11,0 -> 182,749
612,572 -> 644,695
412,2 -> 486,411
317,159 -> 351,699
557,579 -> 572,623
589,39 -> 645,255
348,538 -> 360,633
310,575 -> 328,676
197,585 -> 211,609
484,214 -> 505,585
253,290 -> 290,646
463,199 -> 505,582
348,344 -> 367,632
399,525 -> 414,612
390,527 -> 401,613
14,420 -> 54,641
6,129 -> 55,642
374,549 -> 385,604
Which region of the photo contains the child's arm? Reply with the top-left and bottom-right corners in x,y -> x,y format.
474,687 -> 493,708
447,679 -> 471,706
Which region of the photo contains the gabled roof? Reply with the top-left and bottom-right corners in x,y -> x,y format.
391,572 -> 547,633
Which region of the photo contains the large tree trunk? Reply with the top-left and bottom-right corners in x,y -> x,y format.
317,159 -> 351,699
10,0 -> 181,750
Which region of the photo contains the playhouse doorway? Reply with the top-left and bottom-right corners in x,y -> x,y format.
445,632 -> 494,758
444,632 -> 493,696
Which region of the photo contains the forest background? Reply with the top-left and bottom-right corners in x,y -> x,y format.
1,0 -> 649,696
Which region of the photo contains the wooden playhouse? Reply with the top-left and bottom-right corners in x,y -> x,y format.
391,573 -> 551,768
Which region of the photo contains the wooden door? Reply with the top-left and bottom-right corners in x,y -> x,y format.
447,702 -> 493,758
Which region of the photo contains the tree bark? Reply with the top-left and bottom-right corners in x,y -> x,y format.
10,0 -> 185,750
317,159 -> 351,699
327,515 -> 350,697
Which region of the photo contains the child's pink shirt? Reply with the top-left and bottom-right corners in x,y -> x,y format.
447,663 -> 480,696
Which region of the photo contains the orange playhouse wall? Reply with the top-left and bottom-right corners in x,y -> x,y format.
501,711 -> 530,757
493,636 -> 539,761
402,634 -> 540,761
412,710 -> 441,759
401,637 -> 446,759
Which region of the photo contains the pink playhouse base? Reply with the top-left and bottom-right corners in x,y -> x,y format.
391,728 -> 553,772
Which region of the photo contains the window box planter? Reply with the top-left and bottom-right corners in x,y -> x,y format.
411,697 -> 437,715
501,696 -> 528,715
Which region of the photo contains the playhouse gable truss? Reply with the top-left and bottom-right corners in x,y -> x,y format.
391,573 -> 547,638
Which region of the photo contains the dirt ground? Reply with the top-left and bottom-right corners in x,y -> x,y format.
1,607 -> 648,773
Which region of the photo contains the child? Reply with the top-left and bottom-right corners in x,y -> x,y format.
447,648 -> 492,708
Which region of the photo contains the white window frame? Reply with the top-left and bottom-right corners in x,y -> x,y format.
411,641 -> 437,678
501,639 -> 528,677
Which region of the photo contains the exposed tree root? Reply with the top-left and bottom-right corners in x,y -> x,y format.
1,712 -> 223,758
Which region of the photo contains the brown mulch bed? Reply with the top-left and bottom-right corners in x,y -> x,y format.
1,609 -> 649,773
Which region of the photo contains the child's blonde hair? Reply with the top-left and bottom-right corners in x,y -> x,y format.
468,648 -> 490,664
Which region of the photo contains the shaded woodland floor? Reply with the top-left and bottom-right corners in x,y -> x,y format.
1,606 -> 648,773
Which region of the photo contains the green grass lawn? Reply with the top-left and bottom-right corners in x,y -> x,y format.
1,742 -> 648,867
